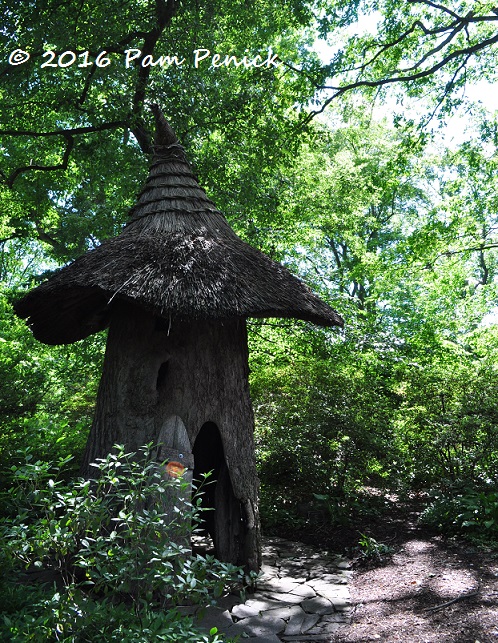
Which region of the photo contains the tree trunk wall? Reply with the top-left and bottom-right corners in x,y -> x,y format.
81,301 -> 260,570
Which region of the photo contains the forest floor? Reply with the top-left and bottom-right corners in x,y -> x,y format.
275,492 -> 498,642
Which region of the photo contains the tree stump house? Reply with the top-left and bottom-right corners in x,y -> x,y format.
15,106 -> 344,570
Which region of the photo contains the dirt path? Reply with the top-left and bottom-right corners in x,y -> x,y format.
334,530 -> 498,642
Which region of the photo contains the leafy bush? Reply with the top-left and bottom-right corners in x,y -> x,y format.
253,353 -> 398,500
0,444 -> 242,642
356,533 -> 394,561
394,359 -> 498,488
420,485 -> 498,541
251,348 -> 399,532
0,290 -> 103,491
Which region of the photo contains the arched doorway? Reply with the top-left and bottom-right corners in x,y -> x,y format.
193,422 -> 243,563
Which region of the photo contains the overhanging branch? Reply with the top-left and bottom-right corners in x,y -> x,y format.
6,133 -> 74,188
0,121 -> 128,139
407,0 -> 461,21
434,242 -> 498,263
1,121 -> 128,187
303,30 -> 498,125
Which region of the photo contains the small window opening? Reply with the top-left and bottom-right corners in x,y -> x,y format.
156,361 -> 169,390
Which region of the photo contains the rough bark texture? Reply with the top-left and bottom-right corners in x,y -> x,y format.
81,301 -> 261,570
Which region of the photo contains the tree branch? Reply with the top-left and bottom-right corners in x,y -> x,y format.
418,54 -> 470,128
303,30 -> 498,125
340,8 -> 490,79
478,247 -> 489,286
1,121 -> 128,187
1,1 -> 178,178
77,66 -> 97,107
0,235 -> 18,244
5,133 -> 73,188
434,242 -> 498,263
0,121 -> 128,138
407,0 -> 461,21
400,22 -> 466,74
129,0 -> 178,154
422,590 -> 479,612
34,222 -> 68,254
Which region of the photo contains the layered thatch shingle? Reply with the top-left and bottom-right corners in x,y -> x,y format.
15,106 -> 343,344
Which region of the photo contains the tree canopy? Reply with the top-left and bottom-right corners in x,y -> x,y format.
311,1 -> 498,117
2,0 -> 498,258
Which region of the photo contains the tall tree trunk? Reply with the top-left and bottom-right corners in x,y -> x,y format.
82,301 -> 261,570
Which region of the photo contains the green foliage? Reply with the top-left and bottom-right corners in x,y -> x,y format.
357,533 -> 394,561
0,287 -> 104,486
0,444 -> 242,642
3,0 -> 498,264
249,108 -> 498,545
1,594 -> 228,643
421,486 -> 498,543
0,0 -> 324,262
252,338 -> 400,530
319,1 -> 498,123
3,0 -> 498,551
393,354 -> 498,487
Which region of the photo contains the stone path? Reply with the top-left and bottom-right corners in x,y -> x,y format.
195,536 -> 352,642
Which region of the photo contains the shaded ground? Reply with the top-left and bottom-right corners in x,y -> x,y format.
336,535 -> 498,643
267,493 -> 498,642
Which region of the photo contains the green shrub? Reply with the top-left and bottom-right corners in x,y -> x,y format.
0,290 -> 103,492
252,354 -> 399,528
420,485 -> 498,541
0,444 -> 241,642
356,533 -> 394,561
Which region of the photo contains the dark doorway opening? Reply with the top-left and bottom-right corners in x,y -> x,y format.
192,422 -> 224,545
192,422 -> 243,563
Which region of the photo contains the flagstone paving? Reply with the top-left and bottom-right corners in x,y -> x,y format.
195,536 -> 352,642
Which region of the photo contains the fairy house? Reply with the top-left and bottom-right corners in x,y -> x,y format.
14,106 -> 344,570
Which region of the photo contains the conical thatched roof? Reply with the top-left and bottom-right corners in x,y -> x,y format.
15,106 -> 343,345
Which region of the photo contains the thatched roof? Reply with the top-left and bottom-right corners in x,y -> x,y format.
15,106 -> 344,345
